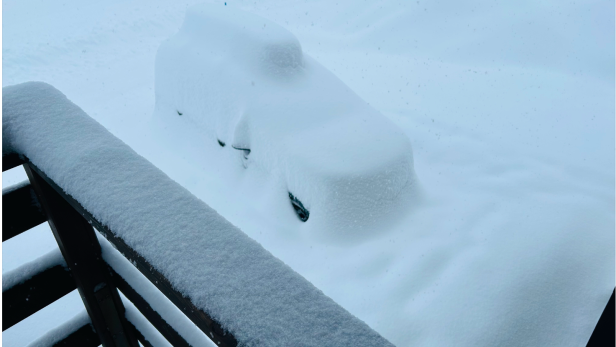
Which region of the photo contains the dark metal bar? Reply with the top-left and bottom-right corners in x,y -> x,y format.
2,265 -> 76,331
586,289 -> 615,347
98,229 -> 236,346
97,230 -> 236,346
26,163 -> 237,346
2,152 -> 26,172
51,322 -> 101,347
24,163 -> 139,347
2,182 -> 47,241
125,321 -> 155,347
110,267 -> 192,347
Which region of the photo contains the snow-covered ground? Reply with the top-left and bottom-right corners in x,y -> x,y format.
3,0 -> 614,346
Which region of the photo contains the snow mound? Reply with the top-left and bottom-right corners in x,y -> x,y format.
154,3 -> 416,238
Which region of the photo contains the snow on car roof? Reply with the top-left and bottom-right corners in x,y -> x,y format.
154,3 -> 417,235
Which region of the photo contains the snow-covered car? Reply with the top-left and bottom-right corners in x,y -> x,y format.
154,4 -> 416,237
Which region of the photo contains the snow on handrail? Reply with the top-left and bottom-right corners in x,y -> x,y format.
2,82 -> 393,346
2,249 -> 66,292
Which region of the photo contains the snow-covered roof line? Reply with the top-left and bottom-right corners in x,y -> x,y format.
2,81 -> 392,346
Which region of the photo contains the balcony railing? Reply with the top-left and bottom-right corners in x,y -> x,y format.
2,82 -> 393,347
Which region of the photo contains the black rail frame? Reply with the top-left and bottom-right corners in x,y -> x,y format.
3,153 -> 235,346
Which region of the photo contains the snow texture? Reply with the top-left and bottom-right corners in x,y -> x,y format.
99,232 -> 216,347
154,3 -> 416,236
120,291 -> 173,347
24,310 -> 92,347
3,81 -> 392,346
2,248 -> 67,291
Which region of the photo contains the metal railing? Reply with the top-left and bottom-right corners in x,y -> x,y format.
2,82 -> 395,347
3,153 -> 232,346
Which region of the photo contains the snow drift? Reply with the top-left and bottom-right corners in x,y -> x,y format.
154,4 -> 416,237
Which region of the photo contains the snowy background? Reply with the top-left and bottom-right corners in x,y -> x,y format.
3,0 -> 614,346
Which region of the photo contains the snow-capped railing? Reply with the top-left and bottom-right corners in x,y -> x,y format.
2,82 -> 393,347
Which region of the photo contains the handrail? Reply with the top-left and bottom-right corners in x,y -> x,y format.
26,160 -> 236,346
24,161 -> 141,346
2,81 -> 393,346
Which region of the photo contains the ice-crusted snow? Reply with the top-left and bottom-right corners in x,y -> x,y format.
154,3 -> 416,237
2,249 -> 67,291
24,310 -> 92,347
3,81 -> 392,346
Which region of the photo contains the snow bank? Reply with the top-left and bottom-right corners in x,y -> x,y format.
3,81 -> 392,346
2,249 -> 66,291
154,3 -> 416,238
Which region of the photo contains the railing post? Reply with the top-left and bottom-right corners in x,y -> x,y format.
23,163 -> 139,347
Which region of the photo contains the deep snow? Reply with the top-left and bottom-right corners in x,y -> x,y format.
2,0 -> 614,346
154,4 -> 416,236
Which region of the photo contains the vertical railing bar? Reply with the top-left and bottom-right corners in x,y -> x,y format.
25,162 -> 238,347
125,321 -> 155,347
110,267 -> 193,347
24,163 -> 140,347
